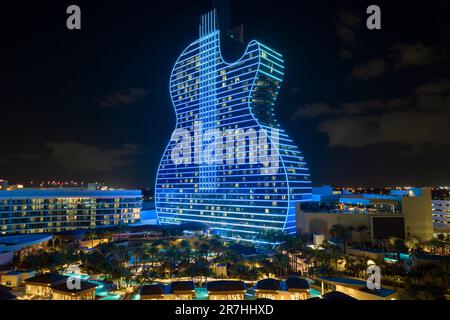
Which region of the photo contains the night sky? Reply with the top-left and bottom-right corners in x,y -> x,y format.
2,0 -> 449,189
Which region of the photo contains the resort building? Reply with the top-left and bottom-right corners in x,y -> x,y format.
23,274 -> 97,300
171,281 -> 196,300
316,276 -> 398,300
1,270 -> 35,287
139,282 -> 196,300
0,234 -> 52,266
255,278 -> 287,300
432,199 -> 450,233
24,274 -> 69,298
0,188 -> 142,236
155,8 -> 312,243
253,277 -> 310,300
206,280 -> 246,300
140,284 -> 166,300
297,187 -> 434,243
285,276 -> 310,300
51,281 -> 97,300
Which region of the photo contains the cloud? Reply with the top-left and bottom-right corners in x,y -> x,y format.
351,58 -> 387,81
46,142 -> 141,171
416,78 -> 450,94
389,42 -> 440,69
337,26 -> 358,47
339,49 -> 353,60
317,109 -> 450,148
336,11 -> 361,59
289,87 -> 300,96
292,103 -> 335,120
292,99 -> 404,120
99,88 -> 148,108
316,88 -> 450,149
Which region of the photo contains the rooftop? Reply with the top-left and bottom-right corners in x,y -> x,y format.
140,284 -> 165,296
171,281 -> 195,292
285,277 -> 310,290
52,281 -> 97,294
207,280 -> 246,292
23,274 -> 68,286
0,188 -> 142,199
255,278 -> 282,291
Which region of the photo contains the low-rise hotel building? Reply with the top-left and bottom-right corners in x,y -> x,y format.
1,270 -> 35,287
139,282 -> 196,300
297,187 -> 434,243
51,281 -> 97,300
206,281 -> 246,300
23,274 -> 96,300
432,199 -> 450,233
0,188 -> 142,236
255,277 -> 310,300
140,284 -> 166,300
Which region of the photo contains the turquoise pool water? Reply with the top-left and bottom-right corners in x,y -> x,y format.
309,289 -> 321,298
195,288 -> 209,300
384,253 -> 411,263
62,272 -> 123,300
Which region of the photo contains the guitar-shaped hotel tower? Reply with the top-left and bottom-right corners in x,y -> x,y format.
155,8 -> 312,243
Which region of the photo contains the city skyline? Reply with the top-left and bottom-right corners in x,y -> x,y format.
2,0 -> 450,189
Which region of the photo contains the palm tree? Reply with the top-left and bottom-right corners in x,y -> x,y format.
85,229 -> 98,249
435,233 -> 449,255
405,237 -> 422,256
143,244 -> 160,269
181,262 -> 198,282
388,236 -> 405,260
329,224 -> 352,253
195,240 -> 213,261
280,234 -> 305,273
141,268 -> 159,284
229,263 -> 259,282
260,259 -> 276,279
209,236 -> 225,260
196,259 -> 212,287
164,245 -> 181,278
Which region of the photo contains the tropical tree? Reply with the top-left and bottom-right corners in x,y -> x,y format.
280,234 -> 305,273
259,259 -> 276,279
405,237 -> 422,255
141,268 -> 159,284
388,236 -> 405,260
162,245 -> 181,278
329,224 -> 352,253
229,263 -> 259,282
209,235 -> 225,260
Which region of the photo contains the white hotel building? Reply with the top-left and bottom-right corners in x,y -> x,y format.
0,188 -> 142,236
432,199 -> 450,233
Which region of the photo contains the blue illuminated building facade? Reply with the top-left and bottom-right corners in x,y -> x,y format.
155,10 -> 312,242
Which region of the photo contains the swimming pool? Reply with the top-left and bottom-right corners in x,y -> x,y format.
62,272 -> 123,300
309,288 -> 322,298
